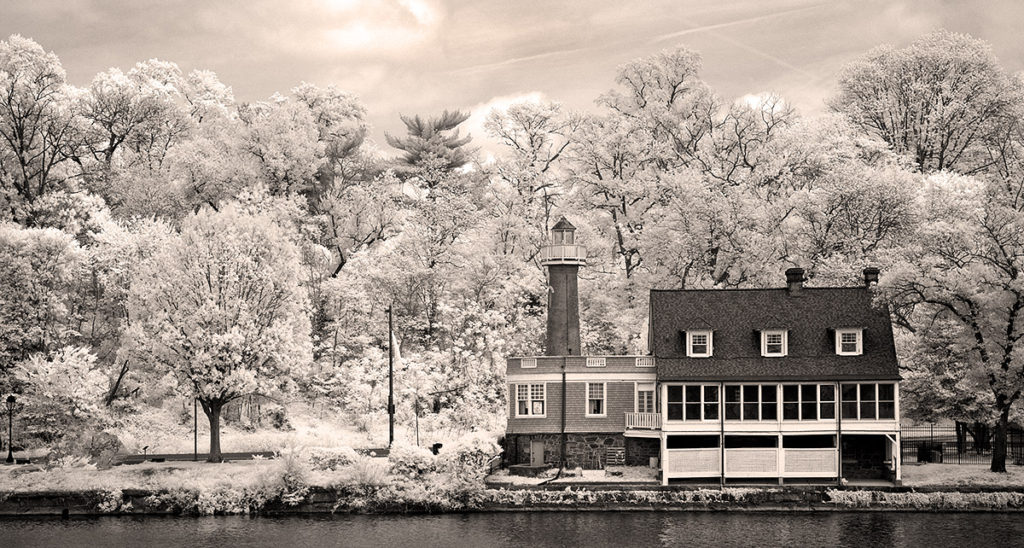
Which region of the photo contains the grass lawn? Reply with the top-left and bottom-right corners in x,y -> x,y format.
902,463 -> 1024,488
0,460 -> 283,493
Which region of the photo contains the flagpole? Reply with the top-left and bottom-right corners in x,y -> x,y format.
387,304 -> 395,448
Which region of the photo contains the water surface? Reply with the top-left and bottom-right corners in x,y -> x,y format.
5,511 -> 1020,547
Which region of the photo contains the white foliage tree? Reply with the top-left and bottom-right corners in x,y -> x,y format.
129,204 -> 312,461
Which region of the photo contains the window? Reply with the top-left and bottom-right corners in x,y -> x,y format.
515,383 -> 545,417
724,384 -> 776,421
635,357 -> 656,367
819,384 -> 836,419
637,384 -> 655,413
783,384 -> 834,421
835,329 -> 863,355
761,330 -> 788,357
841,383 -> 896,420
667,435 -> 719,449
586,383 -> 606,417
686,330 -> 713,357
585,357 -> 606,367
666,384 -> 718,421
520,358 -> 537,369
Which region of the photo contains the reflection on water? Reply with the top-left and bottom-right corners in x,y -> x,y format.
5,511 -> 1022,548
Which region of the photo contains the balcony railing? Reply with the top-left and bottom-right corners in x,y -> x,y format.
540,244 -> 587,264
625,412 -> 661,430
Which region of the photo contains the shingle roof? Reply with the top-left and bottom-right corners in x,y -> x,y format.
650,285 -> 900,381
551,217 -> 576,230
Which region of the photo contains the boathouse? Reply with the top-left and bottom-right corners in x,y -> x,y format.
504,219 -> 902,484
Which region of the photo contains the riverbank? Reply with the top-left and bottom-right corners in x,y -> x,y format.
5,459 -> 1024,516
4,483 -> 1024,516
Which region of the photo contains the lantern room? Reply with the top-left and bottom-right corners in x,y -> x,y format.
541,217 -> 587,266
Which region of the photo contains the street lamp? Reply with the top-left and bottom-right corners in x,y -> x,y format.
5,395 -> 15,464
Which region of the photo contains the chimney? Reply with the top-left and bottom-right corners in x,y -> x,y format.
785,267 -> 805,293
542,217 -> 587,356
863,266 -> 880,287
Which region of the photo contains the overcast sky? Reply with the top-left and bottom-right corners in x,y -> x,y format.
5,0 -> 1024,151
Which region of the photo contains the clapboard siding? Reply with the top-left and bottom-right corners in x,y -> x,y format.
507,381 -> 635,434
507,356 -> 653,376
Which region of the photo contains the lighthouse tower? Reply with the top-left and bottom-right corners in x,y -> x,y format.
541,217 -> 587,356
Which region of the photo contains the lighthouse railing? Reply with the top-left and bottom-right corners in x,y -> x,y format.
540,244 -> 587,262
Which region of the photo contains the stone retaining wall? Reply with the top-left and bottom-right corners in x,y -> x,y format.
4,486 -> 1024,516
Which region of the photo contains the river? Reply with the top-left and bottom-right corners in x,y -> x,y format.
4,511 -> 1021,547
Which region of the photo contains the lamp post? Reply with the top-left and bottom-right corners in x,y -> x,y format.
5,395 -> 15,464
387,305 -> 395,448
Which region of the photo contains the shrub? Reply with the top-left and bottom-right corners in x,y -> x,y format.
346,456 -> 391,486
308,446 -> 360,471
437,432 -> 501,482
388,443 -> 437,478
265,403 -> 292,431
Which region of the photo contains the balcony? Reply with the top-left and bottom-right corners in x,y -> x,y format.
625,412 -> 661,430
540,244 -> 587,265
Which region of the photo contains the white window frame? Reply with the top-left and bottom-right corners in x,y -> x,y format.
781,383 -> 836,422
724,383 -> 778,422
664,383 -> 720,422
761,330 -> 788,357
636,382 -> 656,414
686,330 -> 713,358
586,357 -> 607,368
835,328 -> 863,356
586,382 -> 607,417
515,383 -> 546,418
520,358 -> 537,369
841,382 -> 897,421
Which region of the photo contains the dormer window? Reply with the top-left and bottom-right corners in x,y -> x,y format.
761,330 -> 787,357
686,330 -> 713,358
836,329 -> 863,355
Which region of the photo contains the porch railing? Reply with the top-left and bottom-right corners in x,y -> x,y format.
625,412 -> 661,430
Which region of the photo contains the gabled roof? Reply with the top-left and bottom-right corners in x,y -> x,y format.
650,286 -> 900,381
551,217 -> 576,230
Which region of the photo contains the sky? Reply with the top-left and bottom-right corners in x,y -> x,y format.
4,0 -> 1024,152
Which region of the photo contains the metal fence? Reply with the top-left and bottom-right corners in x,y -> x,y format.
900,425 -> 1024,465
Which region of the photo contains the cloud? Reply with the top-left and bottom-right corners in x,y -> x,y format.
269,0 -> 444,58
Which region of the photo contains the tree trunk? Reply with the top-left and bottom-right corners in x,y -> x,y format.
201,400 -> 224,463
991,408 -> 1010,473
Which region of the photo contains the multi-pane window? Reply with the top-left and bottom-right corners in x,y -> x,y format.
783,384 -> 835,420
841,383 -> 896,420
761,330 -> 787,356
637,387 -> 655,413
836,329 -> 863,355
725,384 -> 777,421
586,383 -> 606,416
516,383 -> 545,417
666,385 -> 719,421
819,384 -> 836,419
687,331 -> 713,357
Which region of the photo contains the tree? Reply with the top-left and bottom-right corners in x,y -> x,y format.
0,35 -> 81,222
0,223 -> 84,373
385,109 -> 475,186
14,346 -> 108,444
129,205 -> 312,461
832,30 -> 1021,174
484,100 -> 579,260
878,172 -> 1024,472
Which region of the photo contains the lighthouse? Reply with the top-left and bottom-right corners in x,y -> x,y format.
541,217 -> 586,356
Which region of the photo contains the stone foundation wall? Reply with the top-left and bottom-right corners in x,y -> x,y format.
507,433 -> 629,469
626,438 -> 660,466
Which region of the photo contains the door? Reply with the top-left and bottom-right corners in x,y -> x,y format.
531,441 -> 546,466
